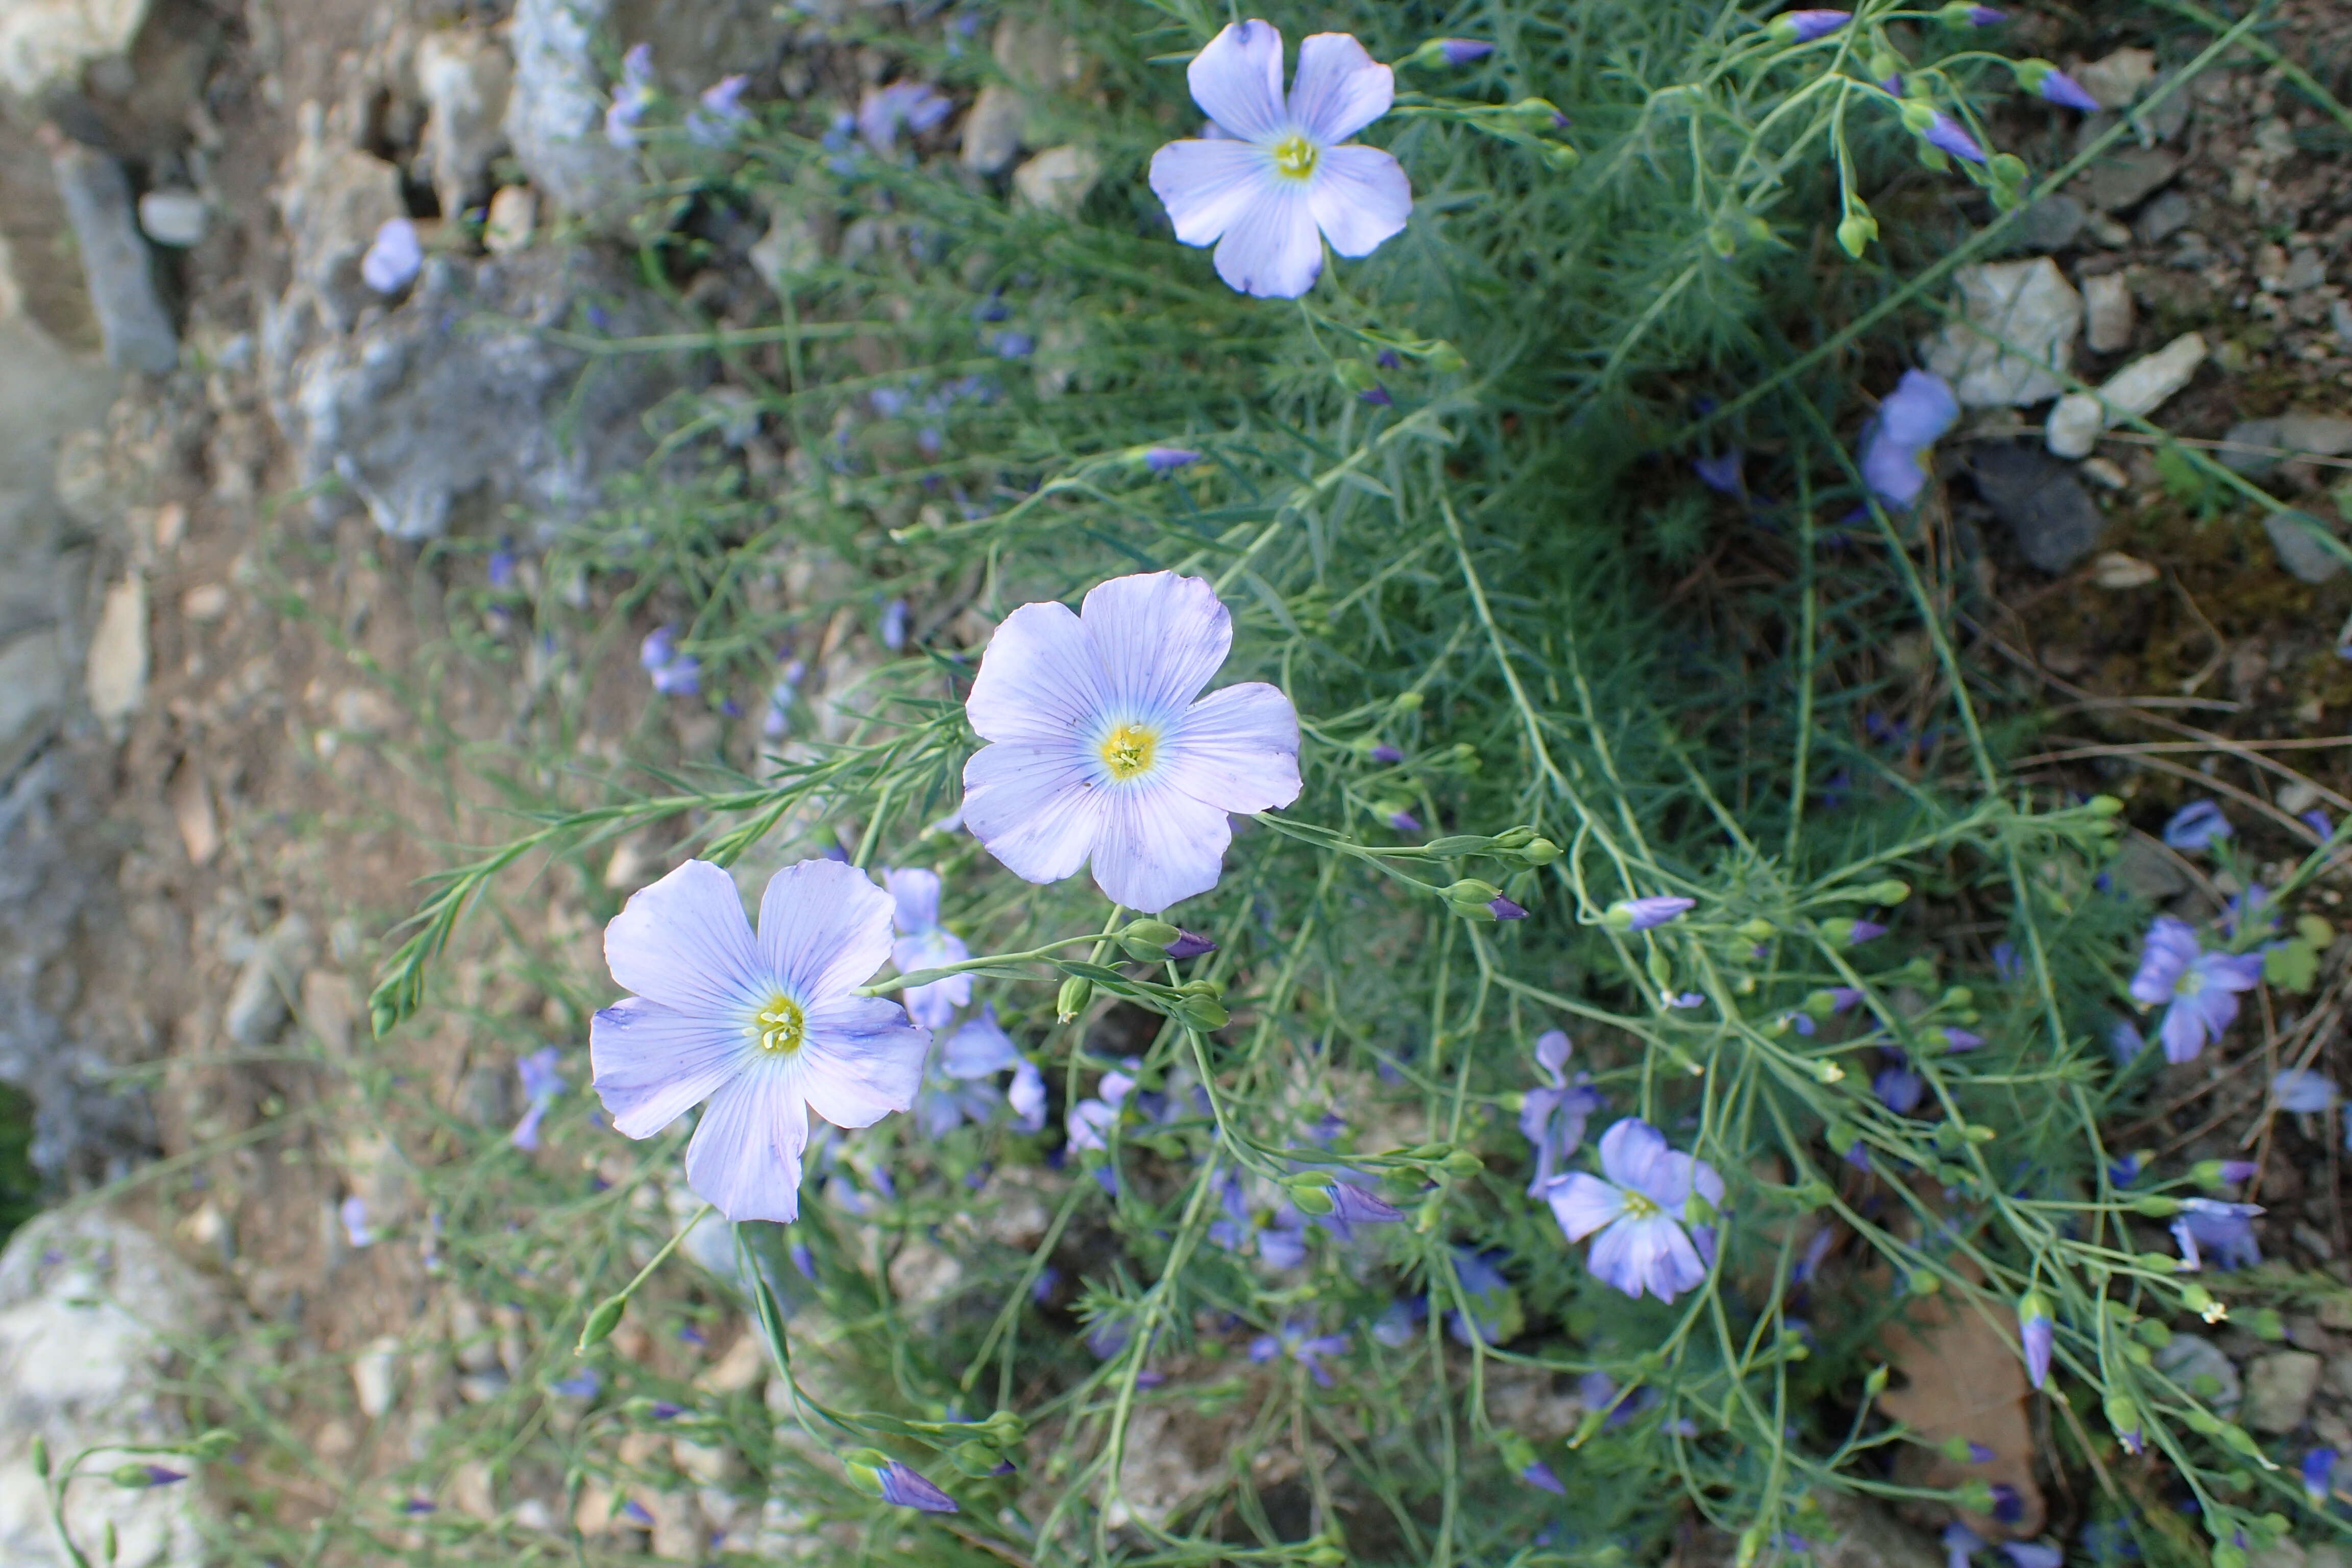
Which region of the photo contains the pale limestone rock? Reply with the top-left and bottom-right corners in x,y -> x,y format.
1921,259 -> 2078,408
84,569 -> 145,724
2045,331 -> 2205,457
2081,271 -> 2134,354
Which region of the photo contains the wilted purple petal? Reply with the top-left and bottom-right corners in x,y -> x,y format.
1614,895 -> 1695,931
1522,1460 -> 1567,1493
1490,896 -> 1528,920
1145,447 -> 1202,472
2274,1068 -> 2339,1113
1369,744 -> 1404,763
1924,111 -> 1987,163
1779,10 -> 1852,42
1694,451 -> 1745,494
1435,39 -> 1494,65
2163,799 -> 2232,850
2036,69 -> 2101,112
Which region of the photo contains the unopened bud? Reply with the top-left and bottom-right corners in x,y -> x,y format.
1520,837 -> 1560,865
1439,1148 -> 1484,1177
2088,795 -> 2124,816
1444,878 -> 1503,907
1118,919 -> 1182,959
578,1294 -> 627,1354
1056,975 -> 1093,1023
1836,211 -> 1878,259
1334,358 -> 1379,394
1289,1185 -> 1336,1216
1176,995 -> 1229,1031
946,1441 -> 1006,1476
1869,879 -> 1912,904
1426,341 -> 1467,374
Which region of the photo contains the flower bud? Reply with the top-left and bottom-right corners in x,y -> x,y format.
945,1440 -> 1008,1476
1509,96 -> 1566,128
2088,794 -> 2123,816
1738,917 -> 1777,941
1439,1148 -> 1485,1177
1289,1184 -> 1337,1216
1869,879 -> 1911,904
1426,340 -> 1468,374
1056,975 -> 1093,1023
1334,358 -> 1380,394
1444,878 -> 1503,908
2130,1194 -> 2182,1217
1118,919 -> 1183,959
1520,837 -> 1561,865
578,1293 -> 628,1354
1176,994 -> 1229,1031
1836,210 -> 1878,259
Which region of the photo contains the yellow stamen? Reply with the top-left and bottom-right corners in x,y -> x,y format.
1270,133 -> 1318,181
755,994 -> 806,1054
1621,1189 -> 1661,1220
1099,721 -> 1159,781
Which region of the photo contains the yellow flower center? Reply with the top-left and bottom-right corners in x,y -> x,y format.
1271,133 -> 1319,181
755,994 -> 806,1055
1099,721 -> 1159,781
1620,1189 -> 1661,1221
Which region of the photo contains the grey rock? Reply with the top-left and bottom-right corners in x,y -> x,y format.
2155,1333 -> 2242,1416
608,0 -> 783,95
2265,510 -> 2345,584
2073,146 -> 2182,213
2082,271 -> 2134,354
961,82 -> 1025,175
2113,836 -> 2187,899
269,248 -> 688,540
0,0 -> 151,98
2223,413 -> 2352,479
2335,298 -> 2352,347
415,28 -> 512,220
2284,248 -> 2329,293
1011,145 -> 1101,217
1814,1495 -> 1942,1568
47,139 -> 175,372
2135,189 -> 2193,245
2077,47 -> 2156,110
2132,74 -> 2193,143
224,913 -> 310,1046
505,0 -> 635,222
135,188 -> 207,248
0,630 -> 61,769
0,1207 -> 216,1567
83,571 -> 144,725
274,105 -> 406,331
1993,195 -> 2085,256
1971,444 -> 2105,572
2245,1350 -> 2323,1433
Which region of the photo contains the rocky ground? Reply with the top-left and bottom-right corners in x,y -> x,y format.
3,0 -> 2352,1563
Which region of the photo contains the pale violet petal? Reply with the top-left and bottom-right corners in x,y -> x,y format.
1008,1060 -> 1046,1131
1212,181 -> 1322,298
1534,1030 -> 1573,1082
962,742 -> 1104,885
884,866 -> 942,934
1149,138 -> 1273,246
1583,1213 -> 1647,1297
604,860 -> 765,1017
683,1059 -> 812,1222
902,974 -> 969,1031
1309,143 -> 1411,258
1091,781 -> 1232,913
756,859 -> 897,1000
944,1006 -> 1021,1077
1597,1117 -> 1672,1194
1188,19 -> 1287,141
1080,572 -> 1234,717
1641,1217 -> 1708,1302
1286,33 -> 1393,144
589,995 -> 751,1139
964,599 -> 1104,747
1162,680 -> 1301,813
798,993 -> 928,1128
1546,1171 -> 1626,1242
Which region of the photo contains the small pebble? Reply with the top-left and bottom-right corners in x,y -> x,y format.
137,189 -> 208,247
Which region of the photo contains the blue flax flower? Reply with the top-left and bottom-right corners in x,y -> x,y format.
1249,1321 -> 1349,1385
2305,1447 -> 2338,1506
1859,370 -> 1959,507
1776,10 -> 1852,40
2163,799 -> 2232,850
2018,1291 -> 2053,1388
857,81 -> 952,155
2128,915 -> 2263,1063
960,572 -> 1301,912
877,1460 -> 958,1513
2274,1068 -> 2339,1113
1609,895 -> 1695,930
639,627 -> 700,696
1874,1055 -> 1924,1115
361,219 -> 422,295
2171,1197 -> 2263,1271
588,860 -> 928,1222
2002,1546 -> 2062,1568
1548,1118 -> 1725,1303
884,868 -> 970,1030
605,43 -> 656,148
920,1004 -> 1045,1134
685,76 -> 752,149
511,1045 -> 566,1150
1146,21 -> 1412,298
1944,1522 -> 1986,1568
1521,1030 -> 1604,1195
